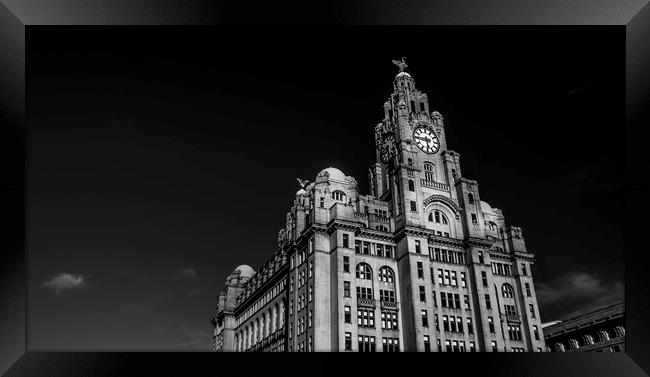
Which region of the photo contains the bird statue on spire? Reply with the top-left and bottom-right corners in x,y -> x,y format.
296,178 -> 310,190
392,57 -> 408,72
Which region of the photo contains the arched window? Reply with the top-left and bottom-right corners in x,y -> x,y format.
488,221 -> 498,232
502,283 -> 514,298
408,179 -> 415,191
331,190 -> 347,203
424,162 -> 435,181
378,266 -> 395,283
356,263 -> 373,280
428,210 -> 448,224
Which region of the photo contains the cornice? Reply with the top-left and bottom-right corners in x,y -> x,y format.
463,237 -> 492,249
355,227 -> 395,242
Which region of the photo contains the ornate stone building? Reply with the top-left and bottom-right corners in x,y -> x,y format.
543,302 -> 624,352
211,59 -> 546,352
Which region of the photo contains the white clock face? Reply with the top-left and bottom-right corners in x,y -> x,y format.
413,126 -> 440,154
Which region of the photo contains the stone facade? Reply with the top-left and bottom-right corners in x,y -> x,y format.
211,60 -> 546,352
543,302 -> 624,352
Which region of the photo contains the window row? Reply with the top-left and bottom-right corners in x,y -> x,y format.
436,269 -> 467,288
352,263 -> 396,284
354,240 -> 396,259
423,336 -> 476,352
236,279 -> 286,327
234,301 -> 285,352
343,307 -> 399,330
430,247 -> 466,265
492,262 -> 512,276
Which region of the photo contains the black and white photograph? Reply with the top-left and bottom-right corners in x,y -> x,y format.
1,1 -> 650,376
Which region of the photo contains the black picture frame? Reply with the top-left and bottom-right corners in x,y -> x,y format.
1,1 -> 648,376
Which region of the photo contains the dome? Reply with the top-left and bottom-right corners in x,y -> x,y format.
396,71 -> 412,78
234,264 -> 255,278
480,200 -> 495,215
296,188 -> 307,196
316,167 -> 347,183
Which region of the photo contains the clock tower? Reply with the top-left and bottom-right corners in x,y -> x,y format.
371,58 -> 462,231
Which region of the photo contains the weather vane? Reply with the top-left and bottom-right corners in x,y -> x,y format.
392,57 -> 408,72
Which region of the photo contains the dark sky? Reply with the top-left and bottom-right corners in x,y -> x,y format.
27,27 -> 624,350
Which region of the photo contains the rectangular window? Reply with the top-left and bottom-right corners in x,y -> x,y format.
467,318 -> 473,334
434,314 -> 440,331
488,317 -> 495,333
450,316 -> 457,332
461,272 -> 467,288
485,294 -> 492,310
344,306 -> 351,323
309,310 -> 313,327
437,269 -> 444,284
471,213 -> 477,223
505,304 -> 516,316
343,281 -> 350,297
362,242 -> 370,255
437,339 -> 442,352
478,250 -> 484,264
453,340 -> 460,352
415,240 -> 421,254
470,341 -> 476,352
451,271 -> 457,286
444,270 -> 450,285
358,336 -> 376,352
354,240 -> 360,253
343,256 -> 349,273
454,294 -> 461,309
419,286 -> 426,302
521,263 -> 527,276
533,325 -> 540,341
343,234 -> 349,248
417,262 -> 424,278
508,324 -> 522,341
481,271 -> 488,287
410,201 -> 417,212
309,285 -> 313,302
430,267 -> 435,283
525,282 -> 531,297
423,335 -> 431,352
383,337 -> 400,352
529,304 -> 536,318
445,340 -> 452,353
432,290 -> 437,307
357,309 -> 375,328
464,295 -> 471,310
421,310 -> 429,327
380,311 -> 398,330
440,292 -> 447,308
491,341 -> 498,352
345,332 -> 352,351
442,315 -> 449,332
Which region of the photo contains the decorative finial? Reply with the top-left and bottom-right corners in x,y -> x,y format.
392,57 -> 408,72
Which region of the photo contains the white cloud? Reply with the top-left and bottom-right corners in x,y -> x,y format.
42,272 -> 87,295
536,271 -> 623,320
175,268 -> 198,280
